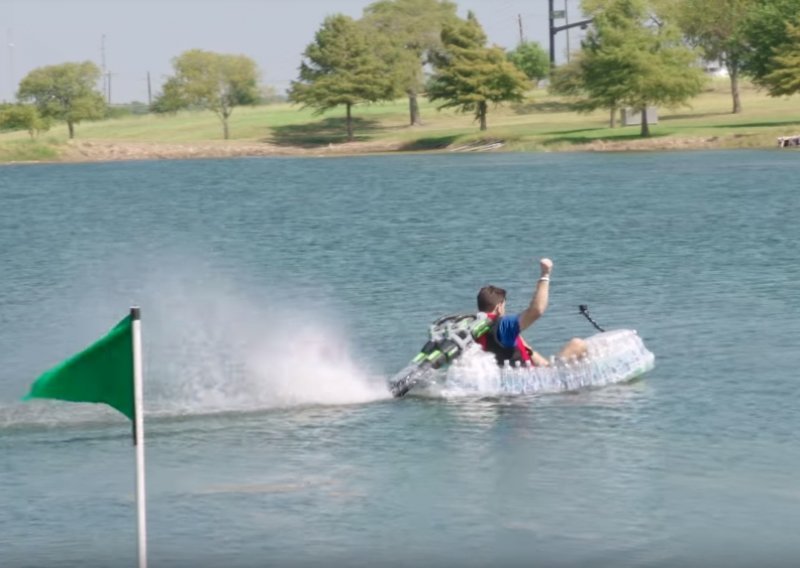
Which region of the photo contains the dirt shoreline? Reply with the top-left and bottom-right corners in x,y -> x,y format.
3,134 -> 752,165
60,139 -> 409,161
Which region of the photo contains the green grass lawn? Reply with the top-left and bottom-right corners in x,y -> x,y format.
2,78 -> 799,162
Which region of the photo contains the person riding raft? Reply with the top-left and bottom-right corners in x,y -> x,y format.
476,258 -> 588,366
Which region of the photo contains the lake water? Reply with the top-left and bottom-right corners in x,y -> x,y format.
1,151 -> 798,568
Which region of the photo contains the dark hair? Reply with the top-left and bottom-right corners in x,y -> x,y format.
477,285 -> 507,312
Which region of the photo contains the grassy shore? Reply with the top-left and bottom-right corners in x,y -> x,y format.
1,79 -> 798,163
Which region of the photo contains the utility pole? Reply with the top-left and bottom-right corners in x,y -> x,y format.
147,71 -> 152,107
548,0 -> 593,67
100,34 -> 114,104
565,0 -> 571,62
517,14 -> 524,46
549,0 -> 556,65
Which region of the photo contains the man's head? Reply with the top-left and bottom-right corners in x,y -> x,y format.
477,285 -> 507,315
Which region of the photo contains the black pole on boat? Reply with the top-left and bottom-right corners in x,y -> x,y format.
578,305 -> 605,332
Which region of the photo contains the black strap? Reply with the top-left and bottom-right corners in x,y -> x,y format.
579,305 -> 605,332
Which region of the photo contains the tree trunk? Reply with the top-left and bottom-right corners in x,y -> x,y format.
609,107 -> 617,128
408,91 -> 421,126
346,103 -> 353,142
479,101 -> 487,131
218,107 -> 232,139
728,64 -> 742,114
640,107 -> 650,137
68,120 -> 75,139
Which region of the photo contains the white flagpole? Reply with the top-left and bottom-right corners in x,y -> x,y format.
130,307 -> 148,568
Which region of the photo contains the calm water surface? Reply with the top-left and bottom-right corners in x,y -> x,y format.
0,151 -> 798,567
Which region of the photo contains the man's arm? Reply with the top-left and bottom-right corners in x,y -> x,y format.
518,258 -> 553,331
519,336 -> 551,367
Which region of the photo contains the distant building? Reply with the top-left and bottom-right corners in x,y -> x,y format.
621,107 -> 658,126
705,65 -> 729,78
702,59 -> 729,77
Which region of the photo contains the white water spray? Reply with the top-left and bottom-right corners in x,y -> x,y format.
139,269 -> 390,416
3,260 -> 391,429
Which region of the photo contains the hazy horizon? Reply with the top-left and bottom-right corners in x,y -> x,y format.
0,0 -> 586,104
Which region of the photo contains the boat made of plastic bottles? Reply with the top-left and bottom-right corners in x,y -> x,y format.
388,313 -> 655,398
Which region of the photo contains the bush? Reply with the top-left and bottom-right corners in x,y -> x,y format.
0,104 -> 51,138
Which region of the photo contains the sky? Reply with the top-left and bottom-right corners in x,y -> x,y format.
0,0 -> 587,104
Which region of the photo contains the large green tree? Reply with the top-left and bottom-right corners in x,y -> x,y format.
550,51 -> 627,127
740,0 -> 800,87
561,0 -> 704,136
150,76 -> 189,114
16,61 -> 105,139
659,0 -> 752,113
758,22 -> 800,97
289,14 -> 395,141
427,12 -> 528,131
553,0 -> 640,127
362,0 -> 459,126
156,50 -> 259,139
507,40 -> 550,84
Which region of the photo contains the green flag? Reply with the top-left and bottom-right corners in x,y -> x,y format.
24,315 -> 134,420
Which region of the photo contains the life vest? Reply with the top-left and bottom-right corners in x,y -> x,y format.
476,313 -> 533,366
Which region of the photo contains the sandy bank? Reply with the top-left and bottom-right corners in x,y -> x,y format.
6,134 -> 762,166
58,139 -> 408,162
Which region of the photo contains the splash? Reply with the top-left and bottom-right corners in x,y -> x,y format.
2,261 -> 390,430
132,268 -> 392,416
148,315 -> 391,416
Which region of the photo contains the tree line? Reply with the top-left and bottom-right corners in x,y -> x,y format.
2,0 -> 799,141
551,0 -> 800,135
